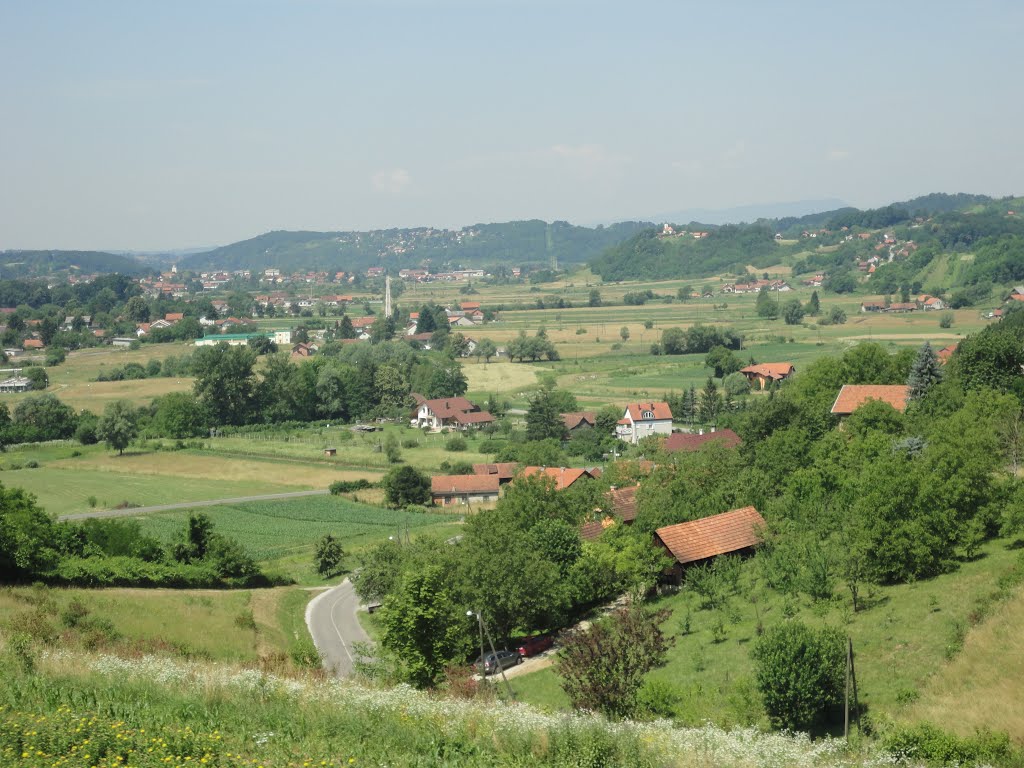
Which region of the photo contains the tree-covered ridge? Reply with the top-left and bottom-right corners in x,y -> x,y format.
590,224 -> 789,282
178,220 -> 652,273
0,250 -> 144,278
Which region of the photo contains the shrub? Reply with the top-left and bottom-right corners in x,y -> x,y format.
939,312 -> 954,329
445,436 -> 468,452
329,479 -> 374,495
401,438 -> 420,449
289,636 -> 321,668
881,723 -> 1015,767
478,438 -> 504,453
751,620 -> 845,730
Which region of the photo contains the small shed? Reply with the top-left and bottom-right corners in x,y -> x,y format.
323,447 -> 337,457
655,506 -> 766,582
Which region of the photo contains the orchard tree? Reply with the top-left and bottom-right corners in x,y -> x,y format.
782,299 -> 806,325
558,605 -> 674,719
619,326 -> 630,342
474,338 -> 497,364
752,621 -> 845,730
97,400 -> 139,455
756,287 -> 778,319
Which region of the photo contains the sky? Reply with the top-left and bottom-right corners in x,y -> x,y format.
1,0 -> 1022,251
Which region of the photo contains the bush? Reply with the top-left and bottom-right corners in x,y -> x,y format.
289,635 -> 322,668
723,371 -> 751,396
881,723 -> 1015,767
445,436 -> 468,452
939,312 -> 954,329
401,438 -> 420,449
329,479 -> 374,494
478,438 -> 504,453
751,621 -> 845,730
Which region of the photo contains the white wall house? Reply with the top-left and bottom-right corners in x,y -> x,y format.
616,402 -> 674,444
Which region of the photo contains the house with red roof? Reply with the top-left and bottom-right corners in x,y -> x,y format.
616,402 -> 673,444
830,384 -> 910,416
654,506 -> 766,580
561,411 -> 596,437
663,428 -> 742,453
739,363 -> 795,390
472,462 -> 520,485
431,474 -> 501,506
411,394 -> 494,431
937,344 -> 958,365
519,466 -> 600,491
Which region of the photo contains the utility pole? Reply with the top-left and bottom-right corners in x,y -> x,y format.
384,274 -> 393,318
468,609 -> 515,700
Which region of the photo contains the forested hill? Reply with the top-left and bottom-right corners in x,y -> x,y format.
590,193 -> 1015,284
0,250 -> 145,279
178,220 -> 653,273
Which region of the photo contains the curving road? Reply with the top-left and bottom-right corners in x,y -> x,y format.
306,578 -> 373,677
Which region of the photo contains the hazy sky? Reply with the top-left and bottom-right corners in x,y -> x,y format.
2,0 -> 1021,251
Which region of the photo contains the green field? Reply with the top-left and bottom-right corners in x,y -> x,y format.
134,495 -> 464,583
511,537 -> 1024,738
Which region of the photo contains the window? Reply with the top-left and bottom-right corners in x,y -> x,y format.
643,411 -> 653,419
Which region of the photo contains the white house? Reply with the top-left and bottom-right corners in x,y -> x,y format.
412,394 -> 495,431
616,402 -> 674,444
272,329 -> 293,345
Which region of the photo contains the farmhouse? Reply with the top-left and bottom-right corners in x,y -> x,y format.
918,295 -> 946,311
520,466 -> 600,491
1005,286 -> 1024,302
472,462 -> 520,485
860,301 -> 886,312
616,402 -> 673,444
654,506 -> 766,580
22,339 -> 44,350
830,384 -> 910,416
431,474 -> 501,506
663,428 -> 742,453
411,394 -> 494,430
739,363 -> 795,389
562,411 -> 596,436
887,302 -> 917,313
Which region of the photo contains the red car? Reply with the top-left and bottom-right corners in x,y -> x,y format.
517,634 -> 554,658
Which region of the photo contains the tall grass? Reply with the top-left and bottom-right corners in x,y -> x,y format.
0,647 -> 899,768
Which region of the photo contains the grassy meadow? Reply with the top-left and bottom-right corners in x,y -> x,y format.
511,537 -> 1024,741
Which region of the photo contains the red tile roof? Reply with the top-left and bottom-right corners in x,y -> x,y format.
164,312 -> 184,322
431,474 -> 501,495
607,485 -> 639,522
663,429 -> 742,453
22,339 -> 44,349
626,402 -> 673,421
937,344 -> 957,364
655,506 -> 766,565
420,397 -> 478,419
562,411 -> 596,430
580,520 -> 607,541
472,462 -> 519,480
452,410 -> 495,425
830,384 -> 910,415
520,466 -> 597,491
740,363 -> 794,380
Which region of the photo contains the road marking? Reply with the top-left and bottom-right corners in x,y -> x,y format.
329,590 -> 355,666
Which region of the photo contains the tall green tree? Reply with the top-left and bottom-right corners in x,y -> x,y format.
526,386 -> 568,442
756,287 -> 778,319
97,400 -> 139,455
806,290 -> 820,316
192,343 -> 259,426
382,465 -> 431,507
907,341 -> 943,401
381,565 -> 472,688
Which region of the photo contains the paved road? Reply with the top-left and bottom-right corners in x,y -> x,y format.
306,578 -> 373,677
57,489 -> 329,521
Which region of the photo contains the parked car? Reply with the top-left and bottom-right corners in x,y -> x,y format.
517,634 -> 554,658
475,649 -> 521,675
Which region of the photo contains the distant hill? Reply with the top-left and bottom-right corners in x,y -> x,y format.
178,220 -> 653,273
590,193 -> 1024,292
644,198 -> 850,226
0,250 -> 145,279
